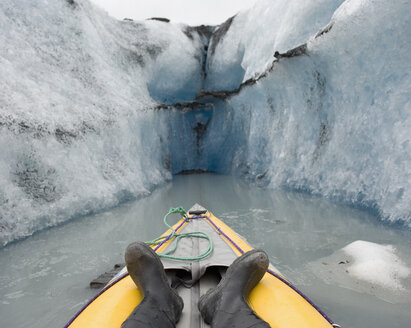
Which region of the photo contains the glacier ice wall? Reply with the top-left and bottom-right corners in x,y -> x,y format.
205,0 -> 345,91
0,0 -> 206,245
202,0 -> 411,224
1,0 -> 410,246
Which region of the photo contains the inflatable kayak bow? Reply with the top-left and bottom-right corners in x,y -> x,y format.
65,204 -> 340,328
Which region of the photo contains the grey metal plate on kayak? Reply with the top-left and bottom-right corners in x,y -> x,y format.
188,203 -> 208,215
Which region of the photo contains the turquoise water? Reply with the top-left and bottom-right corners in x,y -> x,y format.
0,174 -> 410,327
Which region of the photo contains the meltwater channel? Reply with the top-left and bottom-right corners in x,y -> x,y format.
0,174 -> 410,328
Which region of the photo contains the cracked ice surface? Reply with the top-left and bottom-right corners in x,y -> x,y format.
202,0 -> 411,225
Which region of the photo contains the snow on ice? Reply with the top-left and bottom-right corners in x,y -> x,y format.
309,240 -> 411,303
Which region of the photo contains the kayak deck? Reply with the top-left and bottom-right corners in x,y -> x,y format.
66,206 -> 337,328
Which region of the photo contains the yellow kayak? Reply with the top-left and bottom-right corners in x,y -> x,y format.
65,204 -> 339,328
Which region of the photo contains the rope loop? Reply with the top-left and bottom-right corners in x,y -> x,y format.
145,207 -> 213,261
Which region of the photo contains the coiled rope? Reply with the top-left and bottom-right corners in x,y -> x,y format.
145,207 -> 213,261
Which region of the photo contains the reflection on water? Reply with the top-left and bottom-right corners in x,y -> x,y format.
0,174 -> 410,328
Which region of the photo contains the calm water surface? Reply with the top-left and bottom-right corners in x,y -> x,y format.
0,174 -> 410,327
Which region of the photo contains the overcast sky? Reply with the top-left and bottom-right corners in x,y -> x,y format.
90,0 -> 258,26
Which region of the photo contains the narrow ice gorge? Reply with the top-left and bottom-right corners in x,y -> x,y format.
0,0 -> 410,246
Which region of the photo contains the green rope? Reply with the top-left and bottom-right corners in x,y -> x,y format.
146,207 -> 213,261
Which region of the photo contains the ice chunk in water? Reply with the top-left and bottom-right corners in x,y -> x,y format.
309,240 -> 411,303
342,241 -> 411,290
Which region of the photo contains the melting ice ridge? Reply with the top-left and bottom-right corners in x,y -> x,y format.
0,0 -> 410,246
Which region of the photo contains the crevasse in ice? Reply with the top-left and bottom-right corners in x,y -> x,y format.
0,0 -> 410,246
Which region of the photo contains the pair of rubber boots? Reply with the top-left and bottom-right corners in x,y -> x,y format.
121,242 -> 270,328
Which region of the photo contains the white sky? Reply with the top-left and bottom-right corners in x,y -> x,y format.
90,0 -> 258,26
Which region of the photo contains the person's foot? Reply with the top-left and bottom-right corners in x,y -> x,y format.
121,242 -> 184,328
198,249 -> 270,328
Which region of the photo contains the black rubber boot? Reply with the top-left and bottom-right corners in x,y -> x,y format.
198,249 -> 270,328
121,242 -> 184,328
